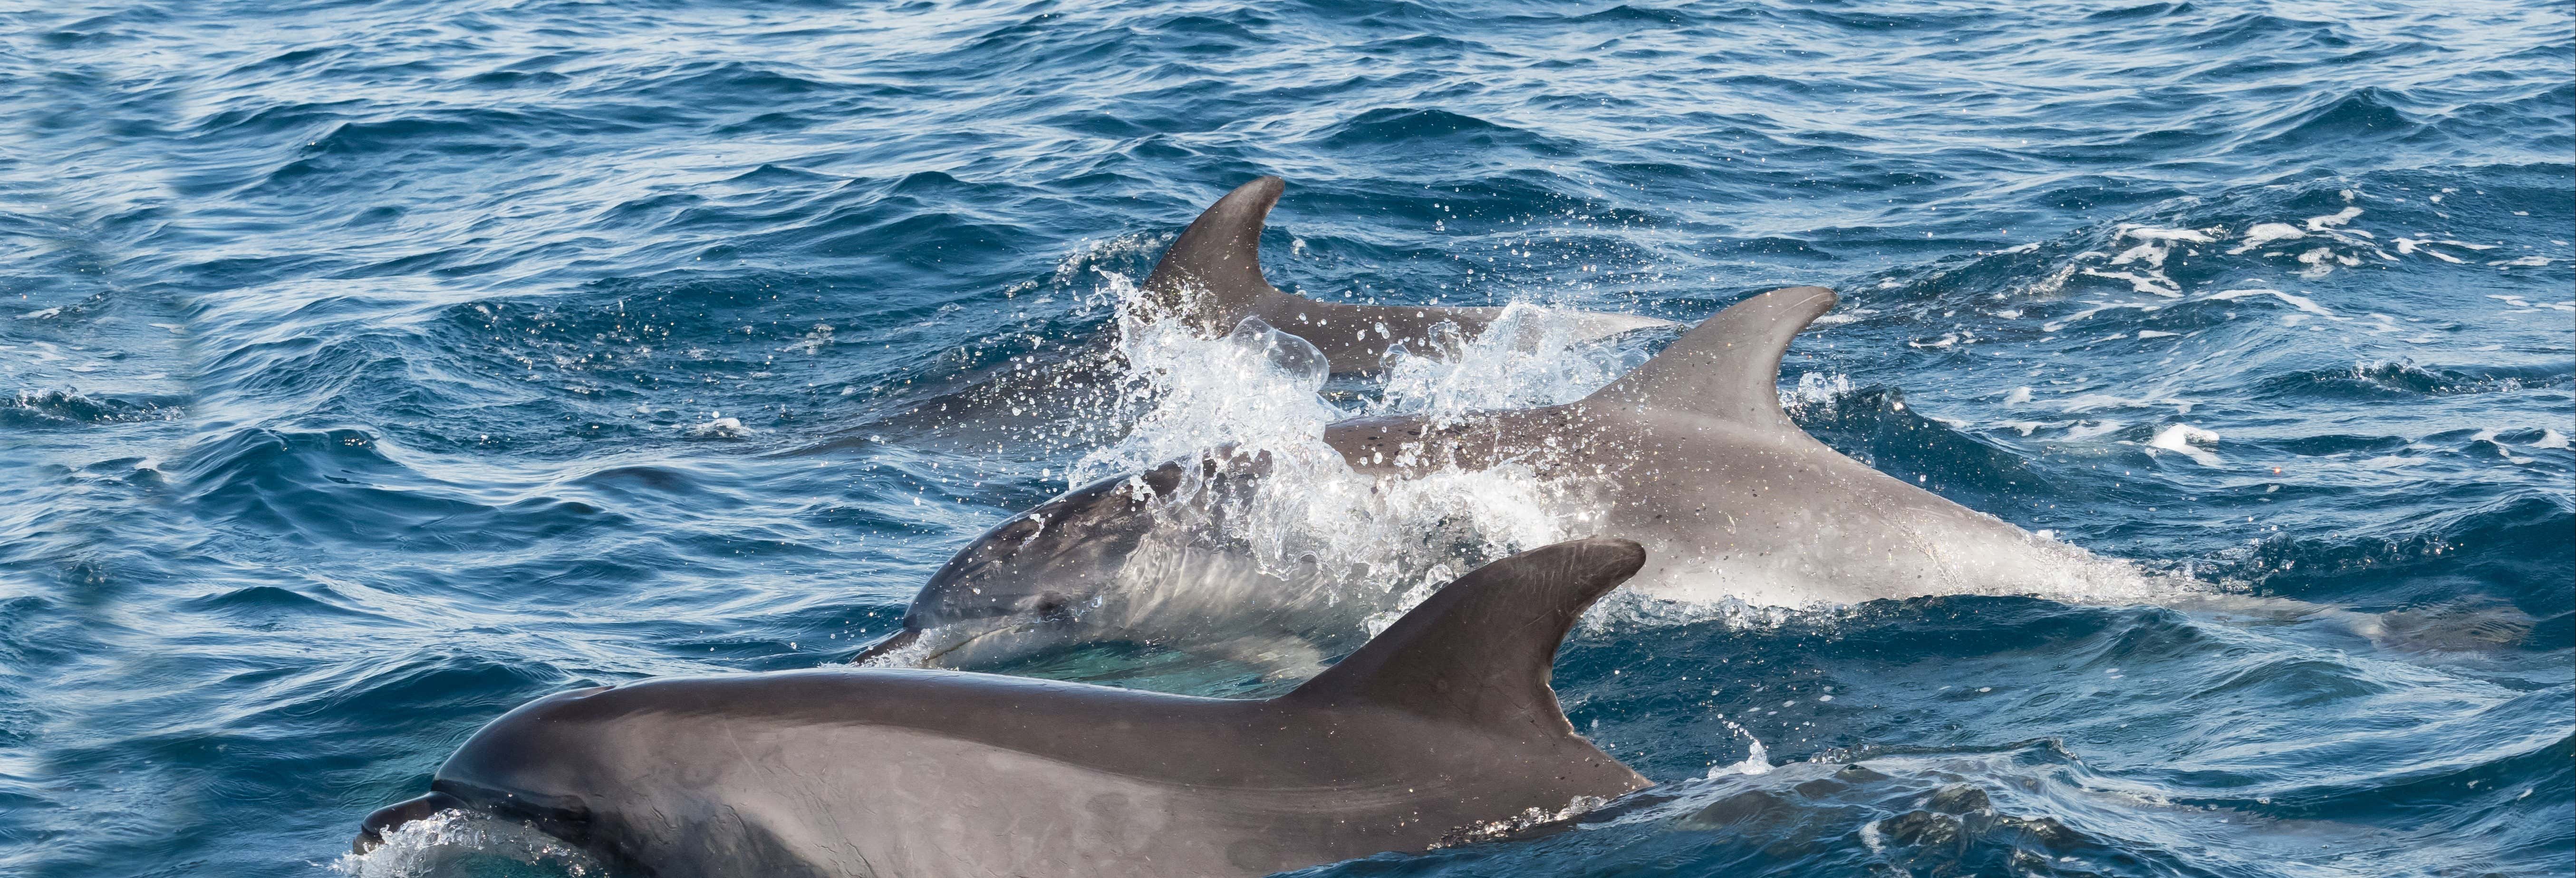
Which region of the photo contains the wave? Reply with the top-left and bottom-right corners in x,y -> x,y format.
174,427 -> 627,550
0,388 -> 181,426
2222,491 -> 2575,617
1317,108 -> 1573,155
2259,358 -> 2569,398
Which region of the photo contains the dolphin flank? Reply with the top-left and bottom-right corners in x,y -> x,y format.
358,538 -> 1655,877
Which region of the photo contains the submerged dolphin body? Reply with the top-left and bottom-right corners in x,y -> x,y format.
846,176 -> 1667,448
357,539 -> 1655,878
864,286 -> 2148,671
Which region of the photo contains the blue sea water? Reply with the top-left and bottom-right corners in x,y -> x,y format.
2,0 -> 2571,875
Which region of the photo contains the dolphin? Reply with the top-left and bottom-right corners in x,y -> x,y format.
1128,175 -> 1669,370
843,176 -> 1667,449
356,538 -> 1655,878
861,285 -> 2151,671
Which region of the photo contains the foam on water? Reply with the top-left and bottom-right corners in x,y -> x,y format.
2148,424 -> 2223,466
333,811 -> 600,878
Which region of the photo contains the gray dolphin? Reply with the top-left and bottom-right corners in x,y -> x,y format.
862,286 -> 2147,671
1132,175 -> 1668,369
843,176 -> 1666,449
356,538 -> 1655,877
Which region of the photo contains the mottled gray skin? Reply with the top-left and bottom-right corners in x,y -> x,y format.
868,287 -> 2109,671
358,540 -> 1656,878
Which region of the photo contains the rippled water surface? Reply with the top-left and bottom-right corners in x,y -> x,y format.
2,1 -> 2570,875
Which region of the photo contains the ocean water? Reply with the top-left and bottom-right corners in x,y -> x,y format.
2,0 -> 2570,875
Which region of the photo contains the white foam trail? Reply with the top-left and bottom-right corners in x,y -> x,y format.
2304,206 -> 2362,231
2041,301 -> 2161,333
2114,224 -> 2217,245
2205,288 -> 2342,319
2064,419 -> 2124,441
2080,268 -> 2183,297
2149,424 -> 2221,465
684,416 -> 751,438
2228,222 -> 2306,254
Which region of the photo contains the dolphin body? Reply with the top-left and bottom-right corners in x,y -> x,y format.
357,539 -> 1655,878
849,176 -> 1667,449
862,284 -> 2142,672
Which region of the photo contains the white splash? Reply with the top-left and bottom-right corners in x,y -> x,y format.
685,416 -> 751,438
1369,301 -> 1645,424
1073,312 -> 1342,479
1075,286 -> 1598,624
1708,720 -> 1773,777
334,810 -> 602,878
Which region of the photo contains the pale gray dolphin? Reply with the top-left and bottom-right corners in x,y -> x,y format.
861,286 -> 2154,672
357,538 -> 1655,877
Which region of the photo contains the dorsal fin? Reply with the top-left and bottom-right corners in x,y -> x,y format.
1581,286 -> 1836,429
1141,176 -> 1288,336
1283,538 -> 1645,729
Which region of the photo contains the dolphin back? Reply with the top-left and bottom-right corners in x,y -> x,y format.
1140,177 -> 1522,372
1584,285 -> 1838,430
1283,537 -> 1646,731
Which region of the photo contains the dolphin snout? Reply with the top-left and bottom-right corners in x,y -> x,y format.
850,627 -> 921,664
354,791 -> 467,853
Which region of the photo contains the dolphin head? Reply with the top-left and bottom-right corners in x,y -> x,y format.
354,680 -> 828,873
354,685 -> 625,865
857,459 -> 1218,669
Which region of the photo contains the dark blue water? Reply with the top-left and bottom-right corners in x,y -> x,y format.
3,1 -> 2570,875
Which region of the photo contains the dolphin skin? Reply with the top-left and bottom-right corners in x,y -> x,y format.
358,538 -> 1654,877
865,286 -> 2137,671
